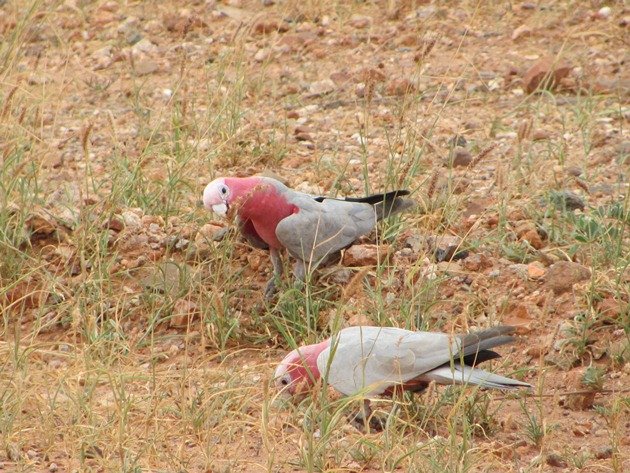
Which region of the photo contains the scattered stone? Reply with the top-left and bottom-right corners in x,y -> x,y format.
105,215 -> 125,232
254,48 -> 270,62
25,211 -> 57,236
131,38 -> 158,56
134,57 -> 159,75
385,78 -> 415,96
121,210 -> 142,230
532,129 -> 551,141
594,446 -> 613,460
564,368 -> 598,410
308,79 -> 335,97
546,452 -> 568,468
527,262 -> 546,279
462,253 -> 491,272
595,6 -> 612,20
349,14 -> 372,29
343,244 -> 384,266
565,165 -> 582,177
503,302 -> 535,334
548,190 -> 585,211
49,463 -> 59,472
525,344 -> 548,358
141,261 -> 190,294
253,17 -> 287,34
6,443 -> 20,461
448,135 -> 468,148
545,261 -> 590,294
170,298 -> 200,327
523,56 -> 573,94
198,223 -> 225,241
511,24 -> 532,41
450,147 -> 472,167
425,235 -> 464,262
327,268 -> 352,285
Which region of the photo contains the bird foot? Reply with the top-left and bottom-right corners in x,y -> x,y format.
348,411 -> 386,433
264,277 -> 278,301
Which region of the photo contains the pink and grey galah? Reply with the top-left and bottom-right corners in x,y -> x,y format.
202,176 -> 413,298
274,325 -> 531,424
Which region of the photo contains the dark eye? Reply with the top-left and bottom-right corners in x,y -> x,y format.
281,378 -> 288,385
220,186 -> 227,194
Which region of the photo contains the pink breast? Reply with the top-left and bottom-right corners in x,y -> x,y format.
230,179 -> 297,249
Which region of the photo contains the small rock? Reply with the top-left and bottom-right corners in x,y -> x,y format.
26,449 -> 38,460
462,253 -> 491,272
105,216 -> 125,232
170,298 -> 200,327
134,56 -> 159,75
548,190 -> 585,211
523,56 -> 573,94
527,262 -> 546,279
448,135 -> 468,148
545,261 -> 590,294
525,344 -> 548,358
594,446 -> 613,460
49,463 -> 59,472
308,79 -> 335,97
546,453 -> 567,468
532,129 -> 551,141
254,48 -> 270,62
25,211 -> 57,236
428,235 -> 464,262
349,14 -> 372,29
511,24 -> 532,41
141,261 -> 190,294
6,443 -> 20,461
253,18 -> 287,34
565,165 -> 582,177
450,147 -> 472,167
121,210 -> 142,230
198,223 -> 225,241
521,2 -> 536,9
596,6 -> 612,19
328,268 -> 352,285
131,38 -> 158,55
564,368 -> 597,410
503,302 -> 535,334
343,244 -> 384,266
385,78 -> 415,96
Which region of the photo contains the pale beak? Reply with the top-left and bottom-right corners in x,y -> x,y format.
212,203 -> 228,217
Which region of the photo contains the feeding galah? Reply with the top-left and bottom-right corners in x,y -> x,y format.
274,325 -> 531,427
202,176 -> 413,298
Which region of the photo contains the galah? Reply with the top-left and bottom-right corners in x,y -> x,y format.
202,176 -> 413,298
274,325 -> 531,427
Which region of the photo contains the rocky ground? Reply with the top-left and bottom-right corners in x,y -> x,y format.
0,0 -> 628,472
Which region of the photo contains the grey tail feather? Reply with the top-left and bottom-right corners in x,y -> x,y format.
425,365 -> 532,390
457,326 -> 517,362
313,189 -> 410,205
373,196 -> 415,220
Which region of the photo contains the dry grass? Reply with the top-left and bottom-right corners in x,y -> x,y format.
1,0 -> 629,472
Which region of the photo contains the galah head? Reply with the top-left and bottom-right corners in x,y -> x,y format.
273,344 -> 323,398
202,178 -> 231,217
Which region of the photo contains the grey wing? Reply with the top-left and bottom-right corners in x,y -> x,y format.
275,196 -> 377,264
317,327 -> 457,396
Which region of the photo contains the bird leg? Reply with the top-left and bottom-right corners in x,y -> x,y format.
349,399 -> 385,432
264,249 -> 283,300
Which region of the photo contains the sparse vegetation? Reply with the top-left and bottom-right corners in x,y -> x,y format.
1,0 -> 628,471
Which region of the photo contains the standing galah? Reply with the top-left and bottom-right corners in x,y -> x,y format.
202,176 -> 413,298
274,326 -> 531,427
